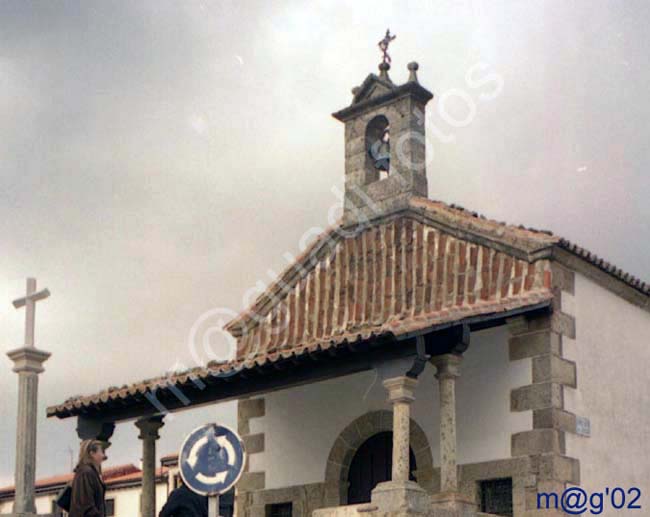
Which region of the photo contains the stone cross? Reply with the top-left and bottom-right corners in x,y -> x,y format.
7,277 -> 51,516
13,278 -> 50,347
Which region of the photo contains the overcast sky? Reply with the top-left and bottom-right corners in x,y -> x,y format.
1,0 -> 649,485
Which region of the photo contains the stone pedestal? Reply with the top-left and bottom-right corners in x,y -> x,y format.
430,492 -> 478,517
136,416 -> 164,517
7,346 -> 51,516
371,480 -> 430,513
370,377 -> 430,515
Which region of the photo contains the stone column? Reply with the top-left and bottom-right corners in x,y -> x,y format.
136,416 -> 164,517
371,376 -> 428,514
7,346 -> 51,515
383,376 -> 418,482
430,354 -> 476,514
431,353 -> 462,493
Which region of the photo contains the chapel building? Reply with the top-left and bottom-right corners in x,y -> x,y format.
47,51 -> 650,517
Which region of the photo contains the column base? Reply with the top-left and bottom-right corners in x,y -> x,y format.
371,480 -> 430,514
430,492 -> 477,517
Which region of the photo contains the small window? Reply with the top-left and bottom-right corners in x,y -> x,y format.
266,502 -> 292,517
106,498 -> 115,516
480,478 -> 513,516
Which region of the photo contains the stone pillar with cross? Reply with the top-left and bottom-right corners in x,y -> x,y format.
6,278 -> 52,516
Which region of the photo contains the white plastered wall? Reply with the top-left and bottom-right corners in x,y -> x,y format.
107,483 -> 168,516
248,325 -> 532,490
0,480 -> 168,515
563,273 -> 650,494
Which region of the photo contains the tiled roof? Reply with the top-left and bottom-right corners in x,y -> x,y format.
161,452 -> 179,467
227,215 -> 554,362
0,464 -> 141,496
107,467 -> 167,485
47,289 -> 552,418
46,196 -> 648,418
224,197 -> 558,340
558,238 -> 649,296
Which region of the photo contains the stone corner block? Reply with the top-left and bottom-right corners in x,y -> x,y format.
551,263 -> 575,295
532,355 -> 577,388
509,331 -> 561,361
511,383 -> 563,412
243,433 -> 265,455
512,429 -> 565,456
551,312 -> 576,339
532,408 -> 577,433
238,471 -> 266,492
239,398 -> 266,419
531,454 -> 580,485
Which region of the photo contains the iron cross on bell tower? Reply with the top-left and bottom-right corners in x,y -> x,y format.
377,29 -> 396,81
378,29 -> 396,64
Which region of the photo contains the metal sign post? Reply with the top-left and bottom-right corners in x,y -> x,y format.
209,494 -> 220,517
179,423 -> 246,516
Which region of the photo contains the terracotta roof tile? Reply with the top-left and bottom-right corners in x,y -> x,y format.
107,467 -> 167,484
46,197 -> 648,418
0,464 -> 141,496
558,238 -> 649,295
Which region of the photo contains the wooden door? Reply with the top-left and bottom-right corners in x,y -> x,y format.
347,431 -> 417,504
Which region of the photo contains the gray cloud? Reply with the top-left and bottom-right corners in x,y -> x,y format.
1,0 -> 648,484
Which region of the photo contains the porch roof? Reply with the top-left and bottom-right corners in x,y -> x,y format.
47,297 -> 552,421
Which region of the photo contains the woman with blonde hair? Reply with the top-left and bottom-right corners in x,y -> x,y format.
69,439 -> 107,517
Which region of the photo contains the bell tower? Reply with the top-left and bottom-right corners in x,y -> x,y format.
332,30 -> 434,225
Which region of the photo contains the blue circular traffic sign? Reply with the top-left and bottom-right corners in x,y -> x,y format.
179,423 -> 246,496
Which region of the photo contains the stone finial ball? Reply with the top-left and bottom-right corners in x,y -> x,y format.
407,61 -> 419,71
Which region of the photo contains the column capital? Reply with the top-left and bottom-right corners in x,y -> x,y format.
136,415 -> 165,440
382,376 -> 418,403
7,346 -> 51,374
431,353 -> 462,380
77,417 -> 116,448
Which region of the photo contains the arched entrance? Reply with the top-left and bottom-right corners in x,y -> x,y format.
347,431 -> 417,504
324,411 -> 433,505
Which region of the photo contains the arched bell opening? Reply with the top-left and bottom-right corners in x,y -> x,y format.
365,115 -> 390,182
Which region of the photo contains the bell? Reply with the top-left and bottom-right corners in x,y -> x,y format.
369,131 -> 390,172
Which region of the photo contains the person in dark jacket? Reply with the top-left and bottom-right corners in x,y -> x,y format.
69,439 -> 107,517
159,479 -> 208,517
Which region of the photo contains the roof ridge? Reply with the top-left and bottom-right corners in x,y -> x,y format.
409,196 -> 557,240
558,238 -> 649,295
411,196 -> 649,296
